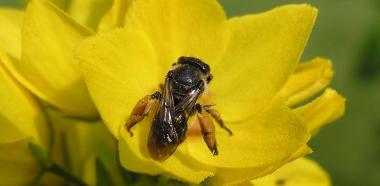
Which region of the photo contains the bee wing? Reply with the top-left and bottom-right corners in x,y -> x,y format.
148,75 -> 179,161
175,83 -> 204,117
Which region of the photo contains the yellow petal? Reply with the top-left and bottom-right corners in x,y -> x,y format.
0,138 -> 40,185
208,145 -> 312,185
118,126 -> 161,175
294,88 -> 345,134
280,57 -> 334,107
0,53 -> 48,145
76,28 -> 161,137
211,4 -> 317,122
251,158 -> 331,186
67,0 -> 111,30
10,0 -> 97,116
0,8 -> 23,59
186,99 -> 310,169
123,0 -> 228,68
98,0 -> 131,32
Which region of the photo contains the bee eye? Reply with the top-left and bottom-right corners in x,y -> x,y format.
207,75 -> 213,83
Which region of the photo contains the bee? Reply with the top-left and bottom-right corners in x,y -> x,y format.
125,56 -> 232,161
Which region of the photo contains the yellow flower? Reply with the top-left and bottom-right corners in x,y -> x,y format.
75,0 -> 345,184
0,1 -> 126,185
0,0 -> 113,118
0,52 -> 48,185
1,52 -> 122,185
0,52 -> 97,185
1,0 -> 345,184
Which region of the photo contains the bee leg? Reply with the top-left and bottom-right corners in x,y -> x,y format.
197,111 -> 218,156
204,106 -> 233,136
125,91 -> 161,137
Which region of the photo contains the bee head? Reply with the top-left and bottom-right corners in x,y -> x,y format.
177,56 -> 210,75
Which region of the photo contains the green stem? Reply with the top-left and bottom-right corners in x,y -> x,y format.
48,163 -> 87,186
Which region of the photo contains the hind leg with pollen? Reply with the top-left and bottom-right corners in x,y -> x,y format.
197,110 -> 218,155
195,104 -> 218,155
125,91 -> 161,136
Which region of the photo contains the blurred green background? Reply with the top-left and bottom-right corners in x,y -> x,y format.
1,0 -> 379,185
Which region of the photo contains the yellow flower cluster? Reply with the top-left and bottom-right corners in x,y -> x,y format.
0,0 -> 345,185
